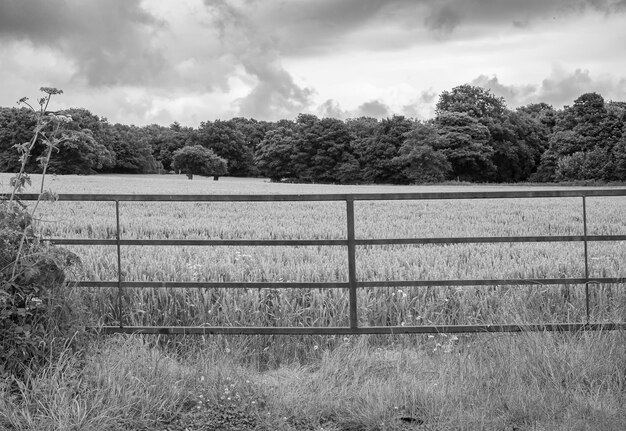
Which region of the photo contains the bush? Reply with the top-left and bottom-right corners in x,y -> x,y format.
0,201 -> 82,380
1,88 -> 84,381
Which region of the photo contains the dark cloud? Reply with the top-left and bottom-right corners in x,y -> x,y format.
426,0 -> 626,33
206,0 -> 315,120
424,4 -> 461,34
317,99 -> 349,119
0,0 -> 166,86
537,68 -> 626,107
468,69 -> 626,109
195,0 -> 626,57
419,90 -> 438,104
357,100 -> 391,118
316,98 -> 395,119
470,75 -> 536,107
400,90 -> 438,119
257,0 -> 626,46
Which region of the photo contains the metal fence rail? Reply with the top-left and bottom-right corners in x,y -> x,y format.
7,189 -> 626,335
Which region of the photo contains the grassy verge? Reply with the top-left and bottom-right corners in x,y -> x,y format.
2,330 -> 625,431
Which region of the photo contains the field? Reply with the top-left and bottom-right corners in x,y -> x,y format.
2,173 -> 626,430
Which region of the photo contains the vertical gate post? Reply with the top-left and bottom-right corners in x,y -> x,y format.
346,198 -> 358,329
582,196 -> 590,323
115,200 -> 124,328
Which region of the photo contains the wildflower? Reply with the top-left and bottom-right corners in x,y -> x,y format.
40,86 -> 63,95
313,345 -> 319,350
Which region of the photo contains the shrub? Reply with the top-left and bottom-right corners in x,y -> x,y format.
1,88 -> 83,380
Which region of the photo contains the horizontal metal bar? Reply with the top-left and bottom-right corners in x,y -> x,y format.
72,281 -> 350,289
6,188 -> 626,202
359,278 -> 624,287
357,235 -> 626,245
45,238 -> 347,246
42,234 -> 626,247
69,277 -> 623,289
88,322 -> 626,335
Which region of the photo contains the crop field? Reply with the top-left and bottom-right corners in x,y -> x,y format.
3,173 -> 626,331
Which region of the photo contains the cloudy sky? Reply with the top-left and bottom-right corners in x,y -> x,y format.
1,0 -> 625,126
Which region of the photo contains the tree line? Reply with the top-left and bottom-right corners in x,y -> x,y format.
1,85 -> 625,183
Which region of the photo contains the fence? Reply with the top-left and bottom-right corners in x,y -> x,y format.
10,189 -> 626,335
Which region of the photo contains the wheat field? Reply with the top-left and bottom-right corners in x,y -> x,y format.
4,173 -> 626,330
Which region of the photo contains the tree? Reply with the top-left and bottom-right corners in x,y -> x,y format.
254,126 -> 297,182
102,123 -> 158,173
436,84 -> 506,119
434,112 -> 495,181
393,122 -> 451,183
193,120 -> 254,176
354,115 -> 414,184
0,107 -> 39,172
172,145 -> 227,180
290,114 -> 321,182
229,117 -> 270,176
292,115 -> 356,183
517,102 -> 557,133
534,93 -> 624,181
143,123 -> 190,172
487,110 -> 548,182
46,129 -> 114,174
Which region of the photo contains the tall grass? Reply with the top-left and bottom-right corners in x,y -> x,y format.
2,331 -> 624,430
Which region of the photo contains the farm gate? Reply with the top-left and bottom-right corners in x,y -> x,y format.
11,189 -> 626,335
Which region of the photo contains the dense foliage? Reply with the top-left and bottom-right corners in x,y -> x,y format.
1,201 -> 80,379
1,86 -> 625,183
1,88 -> 83,380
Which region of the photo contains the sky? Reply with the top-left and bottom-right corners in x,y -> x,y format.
1,0 -> 625,127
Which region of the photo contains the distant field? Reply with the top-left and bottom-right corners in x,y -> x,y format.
2,173 -> 626,328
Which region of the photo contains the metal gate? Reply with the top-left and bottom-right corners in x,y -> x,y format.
12,189 -> 626,335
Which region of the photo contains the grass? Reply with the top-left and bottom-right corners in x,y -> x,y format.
2,332 -> 625,430
1,173 -> 626,430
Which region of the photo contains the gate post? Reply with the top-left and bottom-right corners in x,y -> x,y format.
346,198 -> 358,329
115,200 -> 124,328
582,195 -> 590,323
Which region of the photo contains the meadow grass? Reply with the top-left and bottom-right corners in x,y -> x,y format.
2,173 -> 626,430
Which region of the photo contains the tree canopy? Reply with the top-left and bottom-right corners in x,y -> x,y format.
1,86 -> 625,184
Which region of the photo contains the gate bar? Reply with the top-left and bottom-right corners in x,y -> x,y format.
89,322 -> 626,335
